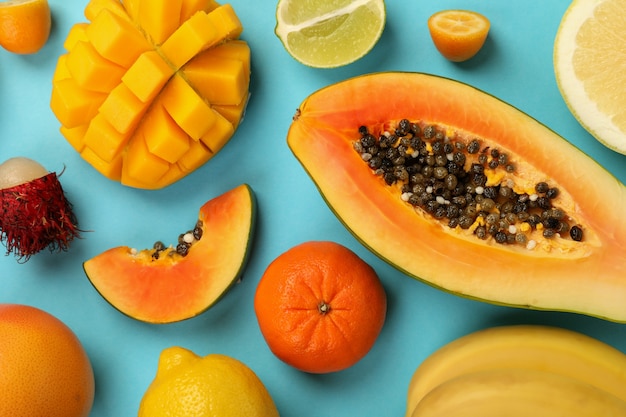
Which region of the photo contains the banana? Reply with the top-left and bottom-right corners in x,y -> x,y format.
406,325 -> 626,416
410,368 -> 626,417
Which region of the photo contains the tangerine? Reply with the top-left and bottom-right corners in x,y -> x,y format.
427,10 -> 490,62
0,0 -> 51,54
0,304 -> 95,417
254,240 -> 387,373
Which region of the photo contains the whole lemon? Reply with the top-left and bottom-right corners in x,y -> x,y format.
138,346 -> 280,417
0,304 -> 95,417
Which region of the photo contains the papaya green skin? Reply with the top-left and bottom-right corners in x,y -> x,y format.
83,184 -> 256,324
287,72 -> 626,323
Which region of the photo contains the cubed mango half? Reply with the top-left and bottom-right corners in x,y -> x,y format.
50,0 -> 250,189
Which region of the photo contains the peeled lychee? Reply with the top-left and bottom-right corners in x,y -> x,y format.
0,157 -> 80,261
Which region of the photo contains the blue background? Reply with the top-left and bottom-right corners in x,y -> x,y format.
1,1 -> 625,416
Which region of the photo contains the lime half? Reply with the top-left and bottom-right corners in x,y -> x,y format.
275,0 -> 386,68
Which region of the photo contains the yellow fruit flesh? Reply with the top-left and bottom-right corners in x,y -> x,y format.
84,0 -> 127,21
50,0 -> 251,189
554,0 -> 626,154
573,1 -> 626,139
86,9 -> 151,67
121,50 -> 174,102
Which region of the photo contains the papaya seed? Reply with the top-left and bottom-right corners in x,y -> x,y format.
354,120 -> 585,248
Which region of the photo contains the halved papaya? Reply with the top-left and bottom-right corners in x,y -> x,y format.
287,72 -> 626,322
83,184 -> 256,323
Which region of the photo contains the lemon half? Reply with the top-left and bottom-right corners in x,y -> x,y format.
554,0 -> 626,154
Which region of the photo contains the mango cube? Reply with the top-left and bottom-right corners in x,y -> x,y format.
177,138 -> 213,173
138,0 -> 183,45
60,124 -> 88,153
180,0 -> 220,22
83,113 -> 132,162
121,0 -> 139,22
183,51 -> 247,106
142,104 -> 191,164
87,9 -> 151,68
81,147 -> 123,181
200,111 -> 234,153
158,11 -> 219,69
63,23 -> 88,51
52,54 -> 71,82
51,77 -> 107,128
161,74 -> 216,140
84,0 -> 129,22
66,41 -> 126,93
98,83 -> 149,134
206,4 -> 243,39
124,132 -> 171,183
122,50 -> 173,103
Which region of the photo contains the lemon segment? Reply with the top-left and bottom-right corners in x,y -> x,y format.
275,0 -> 386,68
554,0 -> 626,154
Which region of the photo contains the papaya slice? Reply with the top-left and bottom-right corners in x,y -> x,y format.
50,0 -> 250,189
83,184 -> 256,323
287,72 -> 626,323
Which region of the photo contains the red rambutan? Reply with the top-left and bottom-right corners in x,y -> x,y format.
0,157 -> 80,261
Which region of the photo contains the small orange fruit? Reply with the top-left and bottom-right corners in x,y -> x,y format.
0,0 -> 51,54
427,9 -> 490,62
0,304 -> 95,417
254,241 -> 387,374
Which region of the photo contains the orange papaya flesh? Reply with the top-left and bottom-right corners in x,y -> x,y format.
83,184 -> 256,323
50,0 -> 250,189
287,72 -> 626,322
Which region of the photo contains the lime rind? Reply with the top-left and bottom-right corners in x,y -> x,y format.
275,0 -> 386,68
554,0 -> 626,155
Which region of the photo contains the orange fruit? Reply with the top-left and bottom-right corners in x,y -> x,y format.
254,241 -> 387,374
427,10 -> 490,62
0,0 -> 51,54
0,304 -> 95,417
